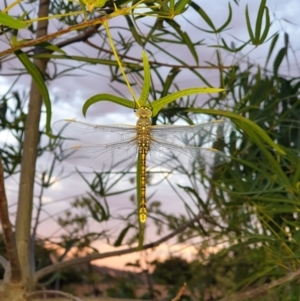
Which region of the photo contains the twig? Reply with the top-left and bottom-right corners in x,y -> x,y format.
0,157 -> 21,283
0,6 -> 129,58
26,289 -> 83,301
219,268 -> 300,301
33,211 -> 203,284
85,40 -> 233,70
0,25 -> 101,65
0,17 -> 106,58
171,282 -> 187,301
56,25 -> 100,48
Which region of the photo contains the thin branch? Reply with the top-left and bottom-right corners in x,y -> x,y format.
0,25 -> 101,66
0,18 -> 105,58
219,268 -> 300,301
0,7 -> 128,58
55,25 -> 100,48
0,157 -> 22,283
171,282 -> 187,301
85,40 -> 233,70
33,211 -> 203,284
26,289 -> 83,301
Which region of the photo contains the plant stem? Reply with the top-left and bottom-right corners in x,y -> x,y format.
15,0 -> 50,290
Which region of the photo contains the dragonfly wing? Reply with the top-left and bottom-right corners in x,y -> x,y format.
59,140 -> 138,171
52,119 -> 137,145
150,120 -> 234,146
148,139 -> 230,173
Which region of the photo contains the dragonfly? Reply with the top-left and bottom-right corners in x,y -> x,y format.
52,106 -> 234,223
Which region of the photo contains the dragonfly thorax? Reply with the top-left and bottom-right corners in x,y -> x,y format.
136,115 -> 151,153
136,107 -> 152,154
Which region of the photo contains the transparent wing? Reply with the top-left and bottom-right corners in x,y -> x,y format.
148,139 -> 230,173
59,140 -> 138,171
52,119 -> 137,145
150,120 -> 234,147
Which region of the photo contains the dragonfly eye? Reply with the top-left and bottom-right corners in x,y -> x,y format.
136,107 -> 152,118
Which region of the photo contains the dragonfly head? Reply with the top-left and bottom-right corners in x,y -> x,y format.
135,107 -> 152,118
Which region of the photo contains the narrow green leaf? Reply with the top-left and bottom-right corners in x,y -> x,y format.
137,223 -> 145,250
89,193 -> 109,220
167,20 -> 198,64
170,0 -> 175,11
237,125 -> 290,187
245,5 -> 255,43
151,87 -> 224,116
15,50 -> 52,134
139,10 -> 170,18
185,107 -> 286,157
265,33 -> 279,67
114,225 -> 133,246
189,2 -> 215,31
33,53 -> 141,68
284,32 -> 289,48
292,161 -> 300,187
86,198 -> 108,222
255,0 -> 267,42
217,3 -> 233,32
155,0 -> 170,14
188,2 -> 232,34
273,47 -> 286,76
82,94 -> 134,117
139,51 -> 150,107
105,187 -> 135,197
148,41 -> 211,86
143,19 -> 159,45
253,196 -> 300,206
161,68 -> 181,97
124,15 -> 144,47
11,31 -> 18,46
0,12 -> 27,29
178,185 -> 210,215
182,31 -> 198,64
258,6 -> 270,43
214,38 -> 249,52
174,0 -> 190,15
37,42 -> 66,54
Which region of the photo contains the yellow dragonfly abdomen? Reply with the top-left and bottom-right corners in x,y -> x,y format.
136,107 -> 152,223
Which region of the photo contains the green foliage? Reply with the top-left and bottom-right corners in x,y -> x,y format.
0,12 -> 27,29
152,257 -> 192,285
177,64 -> 300,299
15,50 -> 52,135
82,50 -> 225,116
106,278 -> 136,299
